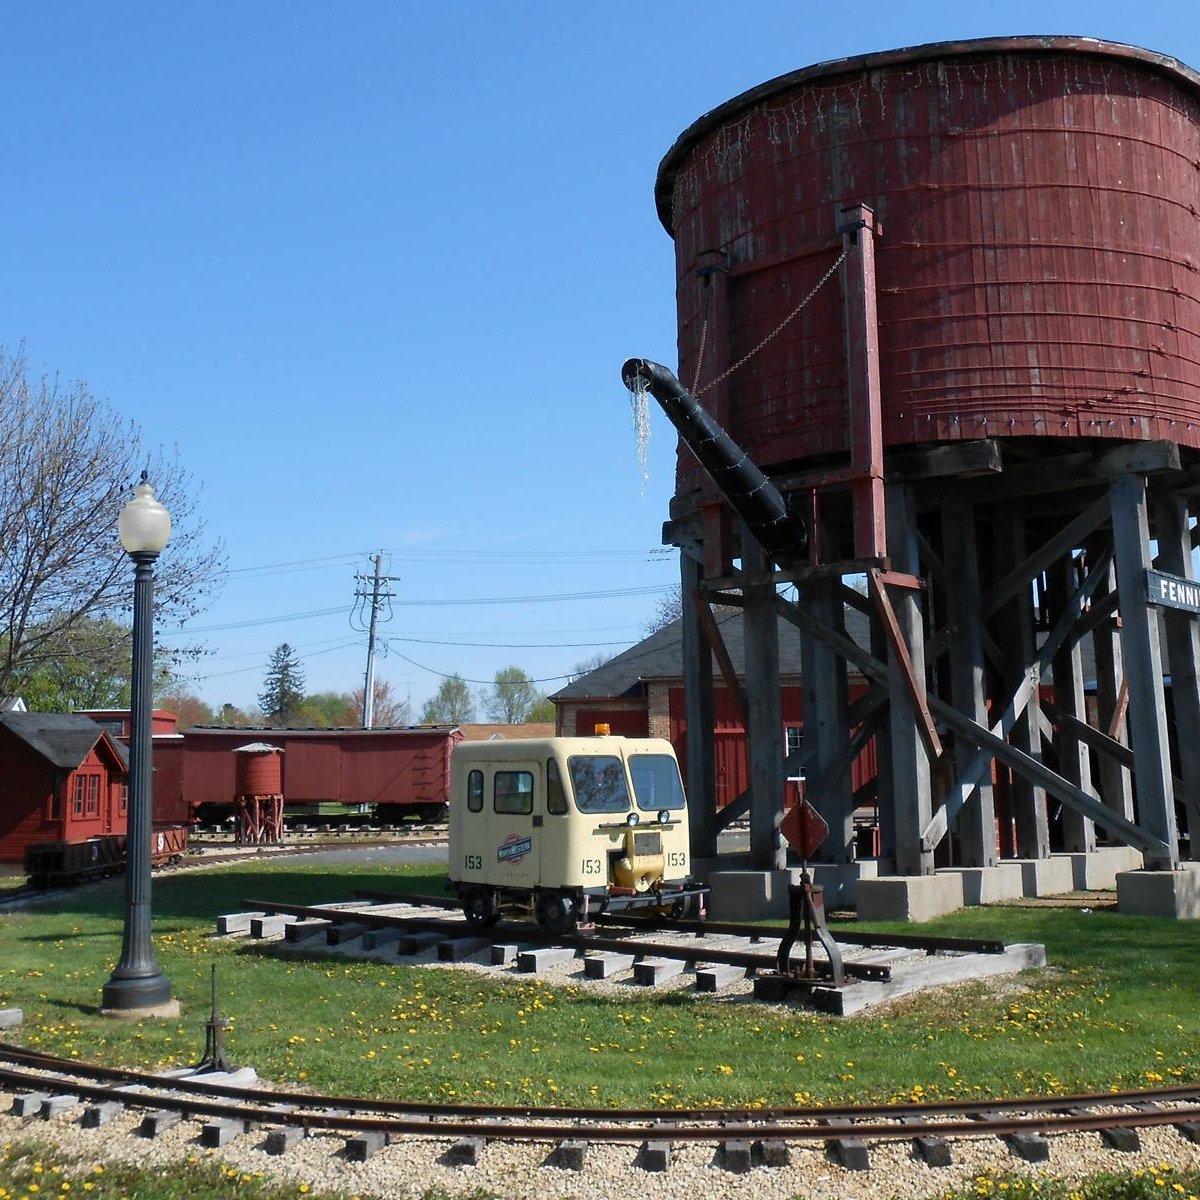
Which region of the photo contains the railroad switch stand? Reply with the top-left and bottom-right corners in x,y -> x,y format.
194,963 -> 233,1073
753,873 -> 845,1003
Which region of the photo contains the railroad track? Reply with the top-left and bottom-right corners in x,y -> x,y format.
227,892 -> 1045,1014
3,1042 -> 1200,1174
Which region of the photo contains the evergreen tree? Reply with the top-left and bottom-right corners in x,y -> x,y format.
258,643 -> 306,724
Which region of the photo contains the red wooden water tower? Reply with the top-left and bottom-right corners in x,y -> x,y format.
232,743 -> 284,844
638,36 -> 1200,915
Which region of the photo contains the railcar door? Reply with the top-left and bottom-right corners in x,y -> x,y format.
488,761 -> 540,892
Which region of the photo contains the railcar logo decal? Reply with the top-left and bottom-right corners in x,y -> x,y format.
497,833 -> 533,865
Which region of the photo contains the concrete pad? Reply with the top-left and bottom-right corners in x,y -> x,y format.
937,863 -> 1024,905
100,999 -> 182,1020
707,869 -> 793,920
216,912 -> 266,935
1056,846 -> 1145,890
856,872 -> 964,923
39,1095 -> 79,1118
1117,864 -> 1200,919
1012,856 -> 1075,898
0,1008 -> 23,1029
249,915 -> 295,938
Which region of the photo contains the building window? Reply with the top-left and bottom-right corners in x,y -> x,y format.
785,726 -> 804,757
83,774 -> 100,816
72,775 -> 86,817
119,785 -> 129,816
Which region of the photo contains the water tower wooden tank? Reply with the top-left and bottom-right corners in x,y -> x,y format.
649,37 -> 1200,914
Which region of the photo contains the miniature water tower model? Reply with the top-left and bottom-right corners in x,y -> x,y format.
232,743 -> 284,844
625,36 -> 1200,918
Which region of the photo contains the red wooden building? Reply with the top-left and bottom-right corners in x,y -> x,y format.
0,713 -> 129,864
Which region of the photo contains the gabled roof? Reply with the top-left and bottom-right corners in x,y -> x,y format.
551,606 -> 871,701
0,712 -> 127,771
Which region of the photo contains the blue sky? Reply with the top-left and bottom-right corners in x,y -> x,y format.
3,2 -> 1197,718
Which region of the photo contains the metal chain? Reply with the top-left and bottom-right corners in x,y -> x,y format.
695,247 -> 849,397
690,318 -> 709,393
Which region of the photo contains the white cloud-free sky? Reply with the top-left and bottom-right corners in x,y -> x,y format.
3,1 -> 1197,715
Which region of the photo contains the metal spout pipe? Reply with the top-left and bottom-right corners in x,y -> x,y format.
622,358 -> 808,565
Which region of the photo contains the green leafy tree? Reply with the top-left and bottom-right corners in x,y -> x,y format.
420,674 -> 475,724
258,643 -> 306,725
482,665 -> 543,724
0,347 -> 224,697
528,695 -> 556,724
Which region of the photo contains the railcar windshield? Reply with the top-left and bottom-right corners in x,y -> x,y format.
629,753 -> 687,811
567,755 -> 631,813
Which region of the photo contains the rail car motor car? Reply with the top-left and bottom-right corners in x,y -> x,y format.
448,734 -> 707,932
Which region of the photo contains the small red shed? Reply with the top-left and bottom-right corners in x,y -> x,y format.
0,713 -> 129,864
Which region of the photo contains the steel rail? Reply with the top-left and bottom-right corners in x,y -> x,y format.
351,889 -> 1007,955
4,1043 -> 1200,1133
2,1059 -> 1200,1145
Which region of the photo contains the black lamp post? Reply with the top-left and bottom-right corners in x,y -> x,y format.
101,472 -> 175,1014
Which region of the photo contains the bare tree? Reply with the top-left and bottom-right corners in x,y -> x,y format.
351,679 -> 411,727
643,584 -> 683,635
0,348 -> 224,697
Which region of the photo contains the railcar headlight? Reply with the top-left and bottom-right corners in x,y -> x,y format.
626,812 -> 639,827
658,810 -> 671,824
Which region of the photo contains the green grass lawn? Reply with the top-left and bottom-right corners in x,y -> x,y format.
2,860 -> 1196,1112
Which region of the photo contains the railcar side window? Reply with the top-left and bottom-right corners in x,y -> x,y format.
629,754 -> 687,811
494,770 -> 534,815
568,755 -> 630,813
467,769 -> 484,813
546,759 -> 567,815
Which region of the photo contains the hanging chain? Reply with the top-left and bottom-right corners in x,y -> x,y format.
694,247 -> 849,397
691,318 -> 709,393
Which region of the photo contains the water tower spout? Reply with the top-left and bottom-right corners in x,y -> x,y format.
621,357 -> 808,566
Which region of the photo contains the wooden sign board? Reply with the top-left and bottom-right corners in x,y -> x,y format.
1145,568 -> 1200,616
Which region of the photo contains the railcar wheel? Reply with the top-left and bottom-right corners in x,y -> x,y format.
462,886 -> 500,927
670,893 -> 696,920
534,892 -> 577,935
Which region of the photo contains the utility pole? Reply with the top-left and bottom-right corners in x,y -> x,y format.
355,555 -> 401,728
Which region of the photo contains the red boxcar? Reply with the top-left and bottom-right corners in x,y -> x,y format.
152,726 -> 462,824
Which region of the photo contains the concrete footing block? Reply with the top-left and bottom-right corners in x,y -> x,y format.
633,957 -> 685,986
808,860 -> 883,909
517,947 -> 576,973
361,928 -> 401,951
856,872 -> 964,923
1117,864 -> 1200,919
39,1095 -> 78,1119
438,937 -> 491,962
249,915 -> 296,938
201,1118 -> 248,1148
717,1140 -> 753,1173
707,870 -> 793,920
285,919 -> 332,944
216,911 -> 266,935
637,1141 -> 672,1172
1057,846 -> 1144,890
694,963 -> 746,992
265,1127 -> 305,1154
1013,857 -> 1075,898
444,1137 -> 484,1166
0,1008 -> 23,1029
583,952 -> 635,979
82,1101 -> 123,1127
139,1110 -> 182,1137
937,863 -> 1024,905
752,1139 -> 791,1167
545,1139 -> 587,1170
344,1131 -> 385,1161
11,1094 -> 46,1117
395,931 -> 445,955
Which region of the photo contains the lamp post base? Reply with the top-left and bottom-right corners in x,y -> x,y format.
101,970 -> 176,1017
100,998 -> 182,1020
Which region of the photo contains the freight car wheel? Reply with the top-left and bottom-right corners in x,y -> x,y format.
534,892 -> 577,935
462,887 -> 500,927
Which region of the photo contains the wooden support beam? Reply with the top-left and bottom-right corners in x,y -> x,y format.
680,555 -> 717,860
694,595 -> 747,721
982,495 -> 1109,618
1110,474 -> 1180,869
